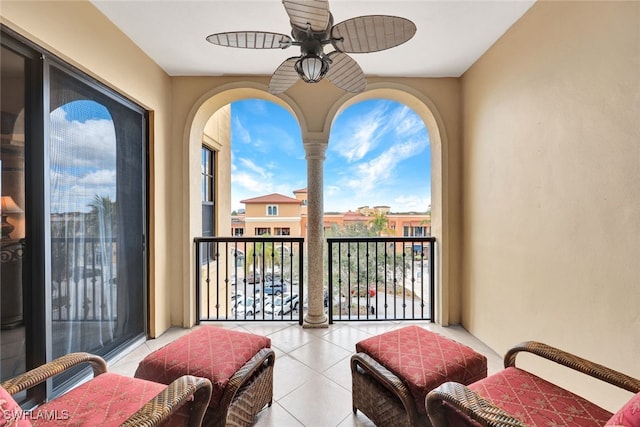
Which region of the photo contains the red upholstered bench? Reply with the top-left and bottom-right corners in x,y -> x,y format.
351,325 -> 487,426
134,326 -> 275,427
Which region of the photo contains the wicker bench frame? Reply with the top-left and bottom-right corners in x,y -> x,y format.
426,341 -> 640,426
1,352 -> 212,427
205,347 -> 275,427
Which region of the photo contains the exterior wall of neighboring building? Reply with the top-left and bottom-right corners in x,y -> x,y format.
240,194 -> 302,236
236,190 -> 430,240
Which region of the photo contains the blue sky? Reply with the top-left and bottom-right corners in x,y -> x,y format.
231,98 -> 431,213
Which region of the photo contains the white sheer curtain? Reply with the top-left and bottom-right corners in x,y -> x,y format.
50,99 -> 117,357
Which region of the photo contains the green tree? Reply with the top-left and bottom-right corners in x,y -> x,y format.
368,211 -> 390,236
87,195 -> 116,237
246,234 -> 281,274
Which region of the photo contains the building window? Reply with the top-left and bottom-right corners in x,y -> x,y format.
403,225 -> 428,237
255,227 -> 270,236
201,147 -> 215,264
267,205 -> 278,216
274,227 -> 290,236
201,147 -> 215,236
233,228 -> 244,236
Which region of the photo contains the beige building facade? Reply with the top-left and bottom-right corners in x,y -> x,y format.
234,189 -> 430,241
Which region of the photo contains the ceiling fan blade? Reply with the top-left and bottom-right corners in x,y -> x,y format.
268,57 -> 300,94
206,31 -> 292,49
325,52 -> 366,93
282,0 -> 331,33
331,15 -> 416,53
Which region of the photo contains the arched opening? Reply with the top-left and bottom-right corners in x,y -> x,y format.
181,82 -> 451,326
326,84 -> 450,325
180,84 -> 304,326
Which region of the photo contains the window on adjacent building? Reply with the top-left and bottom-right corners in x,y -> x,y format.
233,228 -> 244,236
274,227 -> 290,236
267,205 -> 278,216
255,227 -> 270,235
201,147 -> 215,263
403,226 -> 427,237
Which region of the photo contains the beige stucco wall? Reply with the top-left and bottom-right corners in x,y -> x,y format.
461,0 -> 640,410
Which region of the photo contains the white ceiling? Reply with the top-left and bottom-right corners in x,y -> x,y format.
91,0 -> 536,78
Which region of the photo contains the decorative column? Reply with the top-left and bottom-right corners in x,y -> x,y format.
303,139 -> 328,328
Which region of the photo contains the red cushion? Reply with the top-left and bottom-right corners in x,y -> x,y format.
356,325 -> 487,415
31,373 -> 170,427
134,326 -> 271,408
605,392 -> 640,426
0,386 -> 32,426
470,367 -> 613,426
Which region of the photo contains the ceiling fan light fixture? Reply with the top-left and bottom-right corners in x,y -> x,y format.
295,54 -> 329,83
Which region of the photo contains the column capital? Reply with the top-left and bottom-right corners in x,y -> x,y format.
303,139 -> 328,160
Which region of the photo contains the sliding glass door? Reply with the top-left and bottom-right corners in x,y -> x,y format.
1,28 -> 147,401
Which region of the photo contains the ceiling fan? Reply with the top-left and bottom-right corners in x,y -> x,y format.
206,0 -> 416,94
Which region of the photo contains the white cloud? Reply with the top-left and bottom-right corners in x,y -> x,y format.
326,185 -> 340,196
80,169 -> 117,185
392,195 -> 431,212
394,109 -> 426,138
233,116 -> 252,144
232,171 -> 272,193
345,138 -> 427,193
330,103 -> 389,162
238,158 -> 271,179
49,107 -> 118,213
50,109 -> 116,169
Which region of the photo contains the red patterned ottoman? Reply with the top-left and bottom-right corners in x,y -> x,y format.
134,326 -> 275,427
351,325 -> 487,426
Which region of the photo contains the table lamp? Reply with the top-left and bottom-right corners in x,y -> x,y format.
1,196 -> 23,241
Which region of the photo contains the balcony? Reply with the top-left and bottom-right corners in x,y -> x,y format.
108,321 -> 502,426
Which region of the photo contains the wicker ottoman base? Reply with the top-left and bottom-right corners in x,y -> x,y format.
352,353 -> 422,426
203,347 -> 274,427
135,326 -> 275,427
352,326 -> 487,427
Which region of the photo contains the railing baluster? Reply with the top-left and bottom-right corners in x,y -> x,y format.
326,237 -> 435,323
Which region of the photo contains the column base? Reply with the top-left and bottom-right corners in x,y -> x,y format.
303,312 -> 329,328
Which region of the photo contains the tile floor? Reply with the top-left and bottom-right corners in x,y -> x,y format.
109,321 -> 503,427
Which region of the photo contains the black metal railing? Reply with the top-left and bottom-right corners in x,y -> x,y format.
195,237 -> 304,324
327,237 -> 435,323
51,237 -> 118,322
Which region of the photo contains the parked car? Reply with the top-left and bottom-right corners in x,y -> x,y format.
230,290 -> 243,305
265,293 -> 299,316
232,296 -> 262,316
245,272 -> 262,284
264,275 -> 291,295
